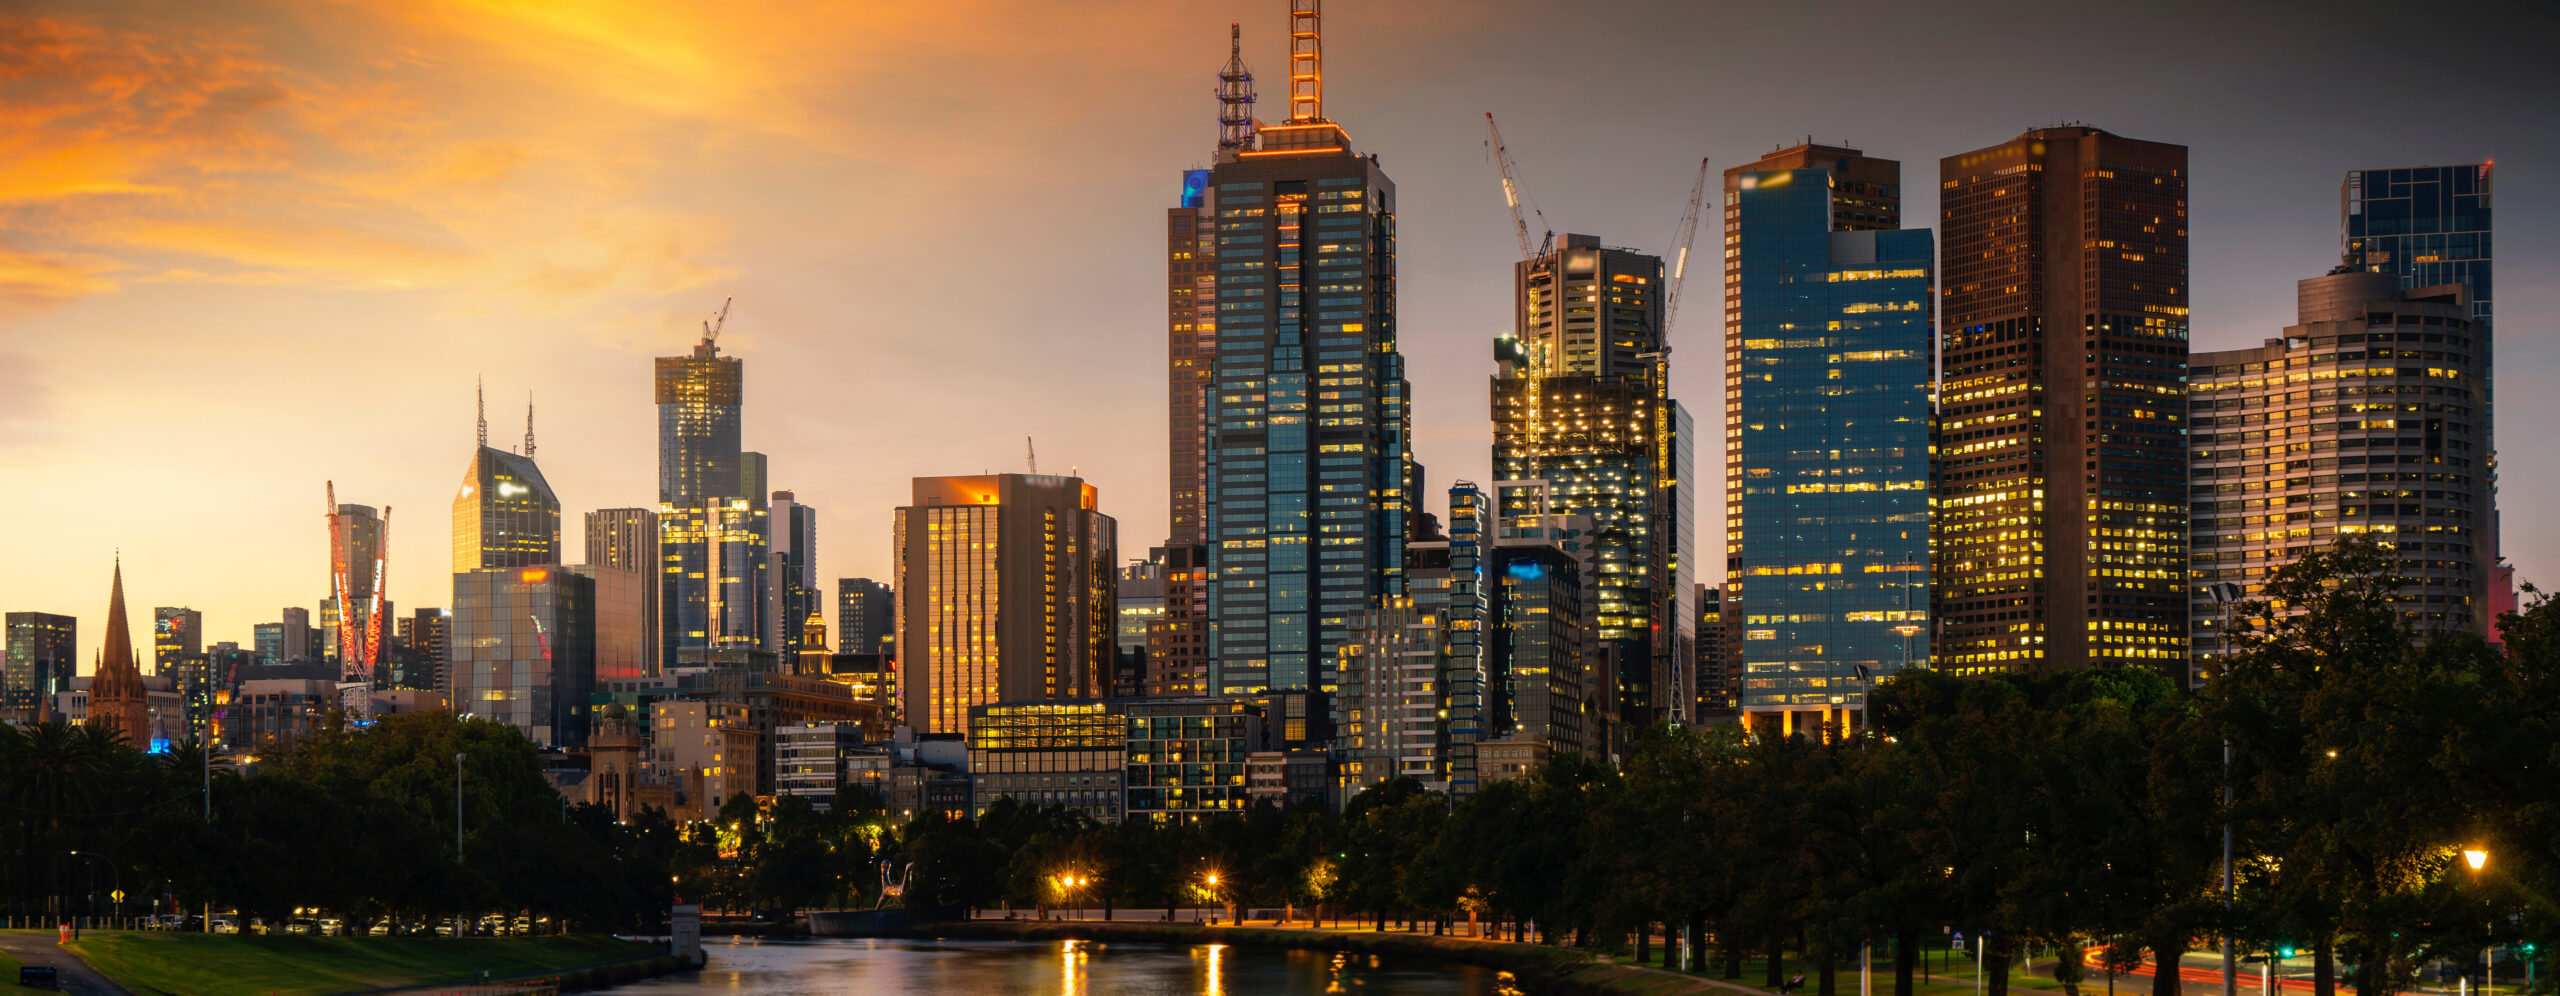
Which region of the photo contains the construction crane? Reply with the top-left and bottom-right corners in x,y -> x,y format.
1026,436 -> 1039,475
1484,112 -> 1551,260
1662,156 -> 1711,336
701,296 -> 732,346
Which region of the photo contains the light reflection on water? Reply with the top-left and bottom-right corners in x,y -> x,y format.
604,935 -> 1507,995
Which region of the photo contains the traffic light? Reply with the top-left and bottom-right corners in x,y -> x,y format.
2278,946 -> 2297,960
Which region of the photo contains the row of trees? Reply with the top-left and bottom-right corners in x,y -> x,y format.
0,710 -> 683,934
3,538 -> 2548,996
850,542 -> 2559,996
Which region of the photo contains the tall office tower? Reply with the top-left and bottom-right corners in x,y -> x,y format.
656,326 -> 744,506
1491,233 -> 1691,742
2344,164 -> 2499,580
1439,484 -> 1489,793
1198,3 -> 1416,698
152,607 -> 200,677
452,399 -> 560,571
892,474 -> 1117,735
3,612 -> 74,724
280,606 -> 312,661
1692,585 -> 1732,718
2346,165 -> 2492,329
2189,272 -> 2493,670
570,564 -> 651,683
585,508 -> 661,676
448,565 -> 595,747
1115,558 -> 1167,699
89,558 -> 150,743
768,491 -> 820,656
585,508 -> 660,573
1489,542 -> 1585,754
1726,145 -> 1934,735
1936,127 -> 2189,673
661,497 -> 769,667
413,608 -> 450,690
835,578 -> 892,656
325,497 -> 389,685
1146,546 -> 1211,697
656,323 -> 759,668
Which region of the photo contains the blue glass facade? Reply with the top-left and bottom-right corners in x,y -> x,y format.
1729,167 -> 1932,717
2346,165 -> 2491,329
1202,123 -> 1412,697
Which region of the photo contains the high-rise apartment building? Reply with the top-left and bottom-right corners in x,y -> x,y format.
1725,144 -> 1933,735
1692,584 -> 1732,718
401,608 -> 450,691
448,565 -> 595,747
2189,272 -> 2494,668
1115,558 -> 1167,699
768,491 -> 820,656
835,578 -> 892,656
893,474 -> 1117,735
1197,6 -> 1416,698
1935,127 -> 2189,672
586,508 -> 661,676
3,612 -> 74,724
1492,233 -> 1693,740
252,622 -> 284,664
152,607 -> 200,677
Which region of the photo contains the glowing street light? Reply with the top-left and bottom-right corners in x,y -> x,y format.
2463,848 -> 2488,871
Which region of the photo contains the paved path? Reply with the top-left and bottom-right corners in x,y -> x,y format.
0,930 -> 133,996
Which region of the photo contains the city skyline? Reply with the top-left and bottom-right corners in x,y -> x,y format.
5,0 -> 2557,665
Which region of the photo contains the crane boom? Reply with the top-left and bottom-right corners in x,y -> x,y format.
702,296 -> 732,345
1663,156 -> 1710,337
1484,112 -> 1551,260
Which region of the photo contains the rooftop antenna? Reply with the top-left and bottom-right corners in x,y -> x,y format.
475,376 -> 487,448
1286,0 -> 1322,123
1216,23 -> 1257,157
524,392 -> 536,459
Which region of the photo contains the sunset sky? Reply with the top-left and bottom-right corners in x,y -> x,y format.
5,0 -> 2555,660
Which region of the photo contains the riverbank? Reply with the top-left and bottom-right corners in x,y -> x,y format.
60,931 -> 683,996
902,919 -> 1770,996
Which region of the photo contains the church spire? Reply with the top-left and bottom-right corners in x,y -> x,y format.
92,554 -> 150,743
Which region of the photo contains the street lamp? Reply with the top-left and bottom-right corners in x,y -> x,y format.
2464,849 -> 2489,872
1203,872 -> 1222,925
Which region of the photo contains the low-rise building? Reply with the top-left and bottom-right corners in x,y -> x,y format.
776,721 -> 872,810
1245,749 -> 1333,812
968,701 -> 1124,823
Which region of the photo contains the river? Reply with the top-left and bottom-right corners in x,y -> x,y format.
605,936 -> 1516,994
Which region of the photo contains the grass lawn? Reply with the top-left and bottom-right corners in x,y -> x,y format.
64,931 -> 650,996
0,946 -> 19,979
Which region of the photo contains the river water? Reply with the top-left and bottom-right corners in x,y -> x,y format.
606,936 -> 1514,994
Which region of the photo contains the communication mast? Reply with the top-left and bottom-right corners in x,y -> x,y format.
1215,23 -> 1256,157
1286,0 -> 1322,123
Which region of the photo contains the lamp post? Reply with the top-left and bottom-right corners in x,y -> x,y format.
2464,850 -> 2490,994
2205,581 -> 2242,996
454,752 -> 467,939
1204,872 -> 1221,925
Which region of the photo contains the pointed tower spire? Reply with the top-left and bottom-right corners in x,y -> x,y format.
524,392 -> 536,459
92,553 -> 149,742
1286,0 -> 1322,123
1216,22 -> 1257,158
476,376 -> 488,449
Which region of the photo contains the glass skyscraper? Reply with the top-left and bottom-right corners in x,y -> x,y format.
452,447 -> 560,572
448,565 -> 595,748
655,337 -> 743,506
3,612 -> 74,724
2346,164 -> 2491,329
1198,9 -> 1414,698
1490,234 -> 1692,744
1726,152 -> 1934,734
656,329 -> 772,668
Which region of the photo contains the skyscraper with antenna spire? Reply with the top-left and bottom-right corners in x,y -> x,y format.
452,385 -> 559,572
1190,1 -> 1417,714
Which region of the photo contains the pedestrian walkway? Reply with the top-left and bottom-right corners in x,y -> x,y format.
0,929 -> 133,996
